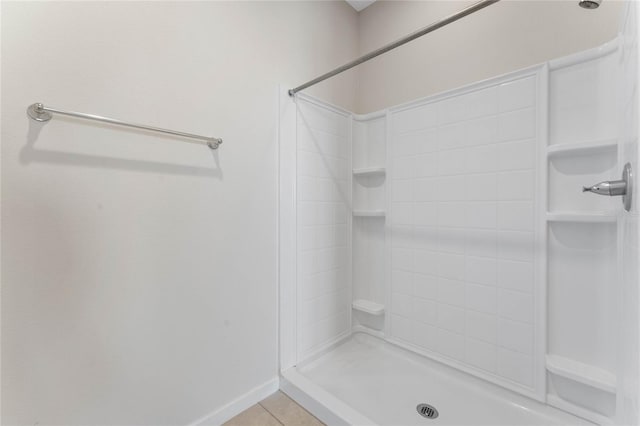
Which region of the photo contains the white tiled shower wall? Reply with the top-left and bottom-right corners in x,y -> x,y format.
388,72 -> 540,391
295,98 -> 352,360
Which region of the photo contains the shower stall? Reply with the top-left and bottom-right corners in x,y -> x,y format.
278,2 -> 639,425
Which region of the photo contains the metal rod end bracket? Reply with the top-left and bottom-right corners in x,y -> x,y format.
27,103 -> 52,122
207,138 -> 223,150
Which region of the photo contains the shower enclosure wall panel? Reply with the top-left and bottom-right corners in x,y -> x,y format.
548,48 -> 619,148
617,3 -> 640,423
545,39 -> 624,423
386,67 -> 545,400
293,96 -> 353,362
352,115 -> 386,172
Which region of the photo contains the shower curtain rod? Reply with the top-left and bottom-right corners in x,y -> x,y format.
26,103 -> 223,149
288,0 -> 501,96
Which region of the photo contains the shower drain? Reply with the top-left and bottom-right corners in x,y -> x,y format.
416,403 -> 439,419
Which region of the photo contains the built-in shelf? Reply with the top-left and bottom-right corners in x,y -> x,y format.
547,139 -> 617,158
546,212 -> 617,223
352,299 -> 385,316
546,354 -> 616,393
353,210 -> 385,217
353,167 -> 386,177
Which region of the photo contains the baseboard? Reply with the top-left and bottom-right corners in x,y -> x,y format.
188,377 -> 280,426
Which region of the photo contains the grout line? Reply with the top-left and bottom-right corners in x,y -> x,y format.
258,392 -> 325,426
258,401 -> 285,426
266,392 -> 326,426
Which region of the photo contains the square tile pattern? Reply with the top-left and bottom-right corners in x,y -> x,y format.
223,391 -> 324,426
389,75 -> 538,389
296,100 -> 351,360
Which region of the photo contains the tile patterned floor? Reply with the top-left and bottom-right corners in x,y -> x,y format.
223,391 -> 325,426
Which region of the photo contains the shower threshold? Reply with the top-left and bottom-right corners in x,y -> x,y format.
281,333 -> 593,426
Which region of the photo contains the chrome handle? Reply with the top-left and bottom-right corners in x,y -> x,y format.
582,180 -> 627,196
582,162 -> 633,212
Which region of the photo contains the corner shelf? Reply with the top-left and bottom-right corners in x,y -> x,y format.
351,114 -> 387,334
353,210 -> 385,217
353,167 -> 386,177
546,212 -> 617,223
546,354 -> 616,394
352,299 -> 385,316
547,139 -> 617,158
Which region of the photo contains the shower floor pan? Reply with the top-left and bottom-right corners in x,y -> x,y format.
281,333 -> 592,426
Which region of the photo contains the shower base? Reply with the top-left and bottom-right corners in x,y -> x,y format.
281,333 -> 592,426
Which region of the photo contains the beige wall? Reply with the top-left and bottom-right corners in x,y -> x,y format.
1,2 -> 357,425
355,0 -> 623,113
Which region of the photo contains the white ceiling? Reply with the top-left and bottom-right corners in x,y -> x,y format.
345,0 -> 377,12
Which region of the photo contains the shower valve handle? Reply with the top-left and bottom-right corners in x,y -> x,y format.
582,163 -> 633,212
582,180 -> 627,196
